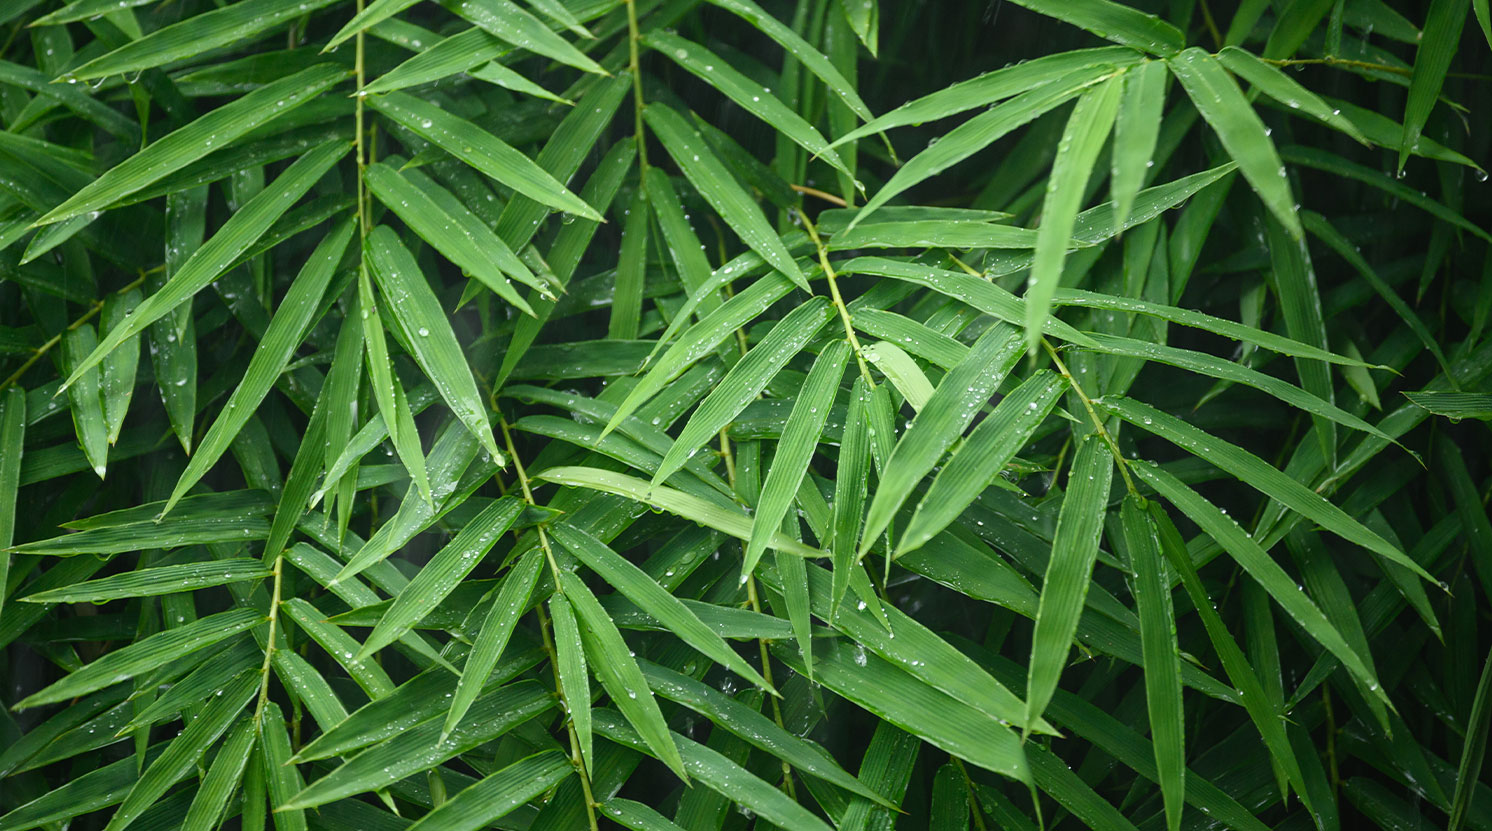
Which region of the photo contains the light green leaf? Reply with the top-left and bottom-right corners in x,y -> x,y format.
559,569 -> 688,780
653,297 -> 833,486
1167,47 -> 1300,238
707,0 -> 873,120
98,289 -> 140,446
1024,435 -> 1113,729
58,140 -> 349,391
644,103 -> 809,291
360,497 -> 523,658
1119,497 -> 1185,831
0,388 -> 22,620
181,717 -> 256,831
1131,460 -> 1390,709
852,66 -> 1116,227
550,523 -> 773,692
861,340 -> 934,412
548,593 -> 592,772
406,751 -> 572,831
1216,46 -> 1368,143
61,326 -> 109,480
860,324 -> 1025,554
745,341 -> 850,578
1111,60 -> 1167,234
1026,73 -> 1122,352
899,371 -> 1065,555
38,65 -> 347,227
1004,0 -> 1184,55
164,219 -> 353,517
368,92 -> 601,221
646,31 -> 852,179
366,225 -> 504,466
1400,0 -> 1470,171
1101,395 -> 1432,582
445,548 -> 543,738
326,0 -> 423,50
281,597 -> 396,699
438,0 -> 605,75
15,608 -> 264,709
21,560 -> 271,604
1404,391 -> 1492,421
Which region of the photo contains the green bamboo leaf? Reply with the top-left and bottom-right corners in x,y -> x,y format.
8,514 -> 271,556
745,341 -> 850,577
59,141 -> 349,391
61,325 -> 109,479
707,0 -> 873,120
1216,47 -> 1367,143
1110,60 -> 1166,234
602,799 -> 691,831
37,65 -> 346,227
152,187 -> 205,453
1079,332 -> 1404,446
1024,435 -> 1113,729
1136,461 -> 1390,717
163,219 -> 352,517
1167,47 -> 1300,238
644,103 -> 809,291
359,497 -> 522,658
438,0 -> 605,74
830,377 -> 872,620
364,28 -> 509,96
0,61 -> 136,140
1004,0 -> 1184,55
259,702 -> 307,831
1449,646 -> 1492,831
899,371 -> 1065,556
0,387 -> 22,621
444,549 -> 542,738
101,674 -> 257,831
365,163 -> 538,311
861,341 -> 933,411
365,225 -> 505,466
645,31 -> 852,179
63,0 -> 340,80
548,594 -> 593,771
1119,497 -> 1185,831
1282,146 -> 1491,242
1052,287 -> 1375,365
281,598 -> 396,699
326,0 -> 423,50
610,187 -> 648,340
840,258 -> 1096,346
551,522 -> 772,692
284,681 -> 554,808
181,716 -> 256,831
639,660 -> 890,805
559,569 -> 688,781
405,751 -> 572,831
653,298 -> 833,486
1101,395 -> 1433,583
832,47 -> 1144,147
1400,0 -> 1470,171
98,289 -> 140,446
1026,73 -> 1122,352
592,708 -> 836,831
367,92 -> 600,221
860,324 -> 1025,555
14,608 -> 263,709
1404,391 -> 1492,421
929,763 -> 968,831
852,66 -> 1116,228
21,560 -> 271,604
827,221 -> 1038,250
770,637 -> 1030,782
358,267 -> 434,509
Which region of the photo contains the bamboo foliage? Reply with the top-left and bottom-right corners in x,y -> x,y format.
1,1 -> 1490,829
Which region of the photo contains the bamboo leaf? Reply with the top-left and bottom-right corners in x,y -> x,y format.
1111,60 -> 1167,234
1167,47 -> 1301,238
559,569 -> 688,781
644,103 -> 809,291
365,225 -> 505,466
1024,435 -> 1113,729
405,751 -> 572,831
21,560 -> 272,604
1026,73 -> 1122,352
445,547 -> 543,738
